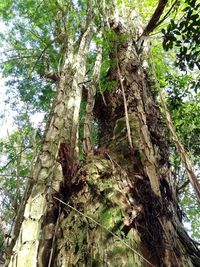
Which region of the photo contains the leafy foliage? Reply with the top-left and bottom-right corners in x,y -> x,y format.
0,0 -> 91,113
0,116 -> 41,231
165,73 -> 200,240
152,25 -> 200,240
162,0 -> 200,70
166,74 -> 200,166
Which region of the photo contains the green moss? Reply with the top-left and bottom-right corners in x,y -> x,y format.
100,207 -> 122,229
113,117 -> 127,138
112,115 -> 142,150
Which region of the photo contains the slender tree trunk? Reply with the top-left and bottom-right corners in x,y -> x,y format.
6,5 -> 93,267
6,2 -> 200,267
83,38 -> 102,156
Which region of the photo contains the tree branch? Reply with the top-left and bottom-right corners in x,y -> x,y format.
28,32 -> 65,76
0,55 -> 37,65
177,179 -> 190,193
142,0 -> 168,36
153,0 -> 179,29
40,71 -> 64,81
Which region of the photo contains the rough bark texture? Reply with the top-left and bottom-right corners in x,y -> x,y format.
83,39 -> 103,156
6,2 -> 200,267
53,15 -> 199,267
6,10 -> 93,267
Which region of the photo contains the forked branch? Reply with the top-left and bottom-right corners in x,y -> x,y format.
142,0 -> 168,36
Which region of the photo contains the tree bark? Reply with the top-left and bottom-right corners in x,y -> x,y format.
6,2 -> 200,267
83,38 -> 103,156
6,6 -> 93,267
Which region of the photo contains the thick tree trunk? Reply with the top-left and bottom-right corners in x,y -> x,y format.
6,2 -> 200,267
52,16 -> 199,267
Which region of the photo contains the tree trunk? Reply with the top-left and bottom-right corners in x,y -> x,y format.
6,2 -> 200,267
6,5 -> 93,266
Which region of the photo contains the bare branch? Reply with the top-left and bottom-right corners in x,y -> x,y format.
177,179 -> 190,193
28,32 -> 66,76
40,71 -> 64,81
0,55 -> 37,65
153,0 -> 179,29
143,0 -> 168,36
